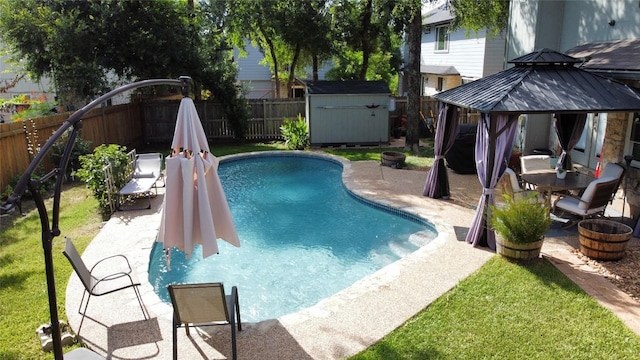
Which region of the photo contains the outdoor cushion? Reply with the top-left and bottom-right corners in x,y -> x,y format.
601,162 -> 624,180
578,176 -> 615,210
520,155 -> 551,173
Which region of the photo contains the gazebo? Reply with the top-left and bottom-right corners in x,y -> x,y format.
423,48 -> 640,249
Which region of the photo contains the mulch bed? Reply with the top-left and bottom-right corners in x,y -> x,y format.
571,247 -> 640,303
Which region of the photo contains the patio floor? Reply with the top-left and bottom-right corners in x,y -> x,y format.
65,151 -> 640,359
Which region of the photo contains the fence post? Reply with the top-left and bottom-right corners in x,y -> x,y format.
262,99 -> 267,141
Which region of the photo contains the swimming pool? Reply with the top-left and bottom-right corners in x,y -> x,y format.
148,153 -> 437,322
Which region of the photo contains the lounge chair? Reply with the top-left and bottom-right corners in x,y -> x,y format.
117,152 -> 164,210
168,282 -> 242,360
62,237 -> 148,333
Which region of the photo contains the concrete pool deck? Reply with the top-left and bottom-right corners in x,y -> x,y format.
65,152 -> 640,359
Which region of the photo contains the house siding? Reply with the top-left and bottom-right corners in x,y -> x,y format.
421,28 -> 489,80
560,1 -> 640,50
482,35 -> 507,76
235,41 -> 274,99
0,52 -> 55,102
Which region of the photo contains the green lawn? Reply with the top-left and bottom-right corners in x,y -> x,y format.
350,257 -> 640,359
1,142 -> 638,359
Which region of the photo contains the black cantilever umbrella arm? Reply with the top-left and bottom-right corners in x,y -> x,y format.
0,76 -> 190,360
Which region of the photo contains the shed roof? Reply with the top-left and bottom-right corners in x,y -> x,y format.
433,48 -> 640,113
305,80 -> 390,95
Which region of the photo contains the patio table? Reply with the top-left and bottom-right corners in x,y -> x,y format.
520,171 -> 594,209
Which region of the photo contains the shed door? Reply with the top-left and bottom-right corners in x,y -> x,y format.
571,113 -> 606,169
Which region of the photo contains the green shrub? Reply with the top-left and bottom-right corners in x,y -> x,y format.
280,114 -> 309,150
74,144 -> 129,216
49,129 -> 93,180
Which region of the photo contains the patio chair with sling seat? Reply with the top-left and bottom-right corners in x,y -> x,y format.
62,237 -> 148,333
168,282 -> 242,360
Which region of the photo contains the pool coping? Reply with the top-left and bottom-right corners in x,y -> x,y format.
65,151 -> 495,359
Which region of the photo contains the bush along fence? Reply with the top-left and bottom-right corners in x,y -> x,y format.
0,96 -> 479,194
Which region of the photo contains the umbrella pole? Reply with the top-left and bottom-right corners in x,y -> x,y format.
30,181 -> 64,359
0,77 -> 191,359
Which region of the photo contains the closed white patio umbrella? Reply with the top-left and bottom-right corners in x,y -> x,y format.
157,96 -> 240,260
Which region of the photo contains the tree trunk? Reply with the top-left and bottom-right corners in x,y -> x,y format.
359,0 -> 374,80
259,24 -> 280,98
287,42 -> 302,98
404,5 -> 421,153
312,54 -> 319,81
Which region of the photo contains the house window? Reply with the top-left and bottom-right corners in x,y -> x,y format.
435,25 -> 449,52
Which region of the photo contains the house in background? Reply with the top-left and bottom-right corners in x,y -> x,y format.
398,4 -> 506,98
0,53 -> 56,122
506,0 -> 640,217
234,40 -> 275,99
235,40 -> 332,99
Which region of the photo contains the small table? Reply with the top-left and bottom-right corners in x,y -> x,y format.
520,171 -> 595,209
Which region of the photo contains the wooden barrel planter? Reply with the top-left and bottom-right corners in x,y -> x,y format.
577,219 -> 632,261
381,151 -> 406,169
495,237 -> 544,260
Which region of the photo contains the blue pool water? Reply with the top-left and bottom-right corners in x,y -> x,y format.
149,154 -> 436,322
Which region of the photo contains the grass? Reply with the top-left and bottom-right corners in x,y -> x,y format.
0,184 -> 101,359
322,139 -> 435,169
1,141 -> 638,359
349,257 -> 640,359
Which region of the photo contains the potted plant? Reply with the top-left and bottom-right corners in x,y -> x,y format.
556,166 -> 567,179
489,193 -> 551,260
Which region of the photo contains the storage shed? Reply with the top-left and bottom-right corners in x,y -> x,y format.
305,80 -> 390,146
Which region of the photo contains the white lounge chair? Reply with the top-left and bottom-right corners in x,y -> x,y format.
117,152 -> 164,210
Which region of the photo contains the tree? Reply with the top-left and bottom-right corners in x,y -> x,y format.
449,0 -> 510,35
0,0 -> 238,107
329,0 -> 402,82
226,0 -> 333,98
403,1 -> 423,153
0,0 -> 249,141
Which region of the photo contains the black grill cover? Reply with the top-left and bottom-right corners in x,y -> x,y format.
445,123 -> 477,174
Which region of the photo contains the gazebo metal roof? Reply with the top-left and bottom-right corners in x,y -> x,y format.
433,48 -> 640,113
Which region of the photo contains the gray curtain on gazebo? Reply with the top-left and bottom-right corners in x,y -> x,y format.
466,113 -> 519,249
554,113 -> 587,171
423,102 -> 460,199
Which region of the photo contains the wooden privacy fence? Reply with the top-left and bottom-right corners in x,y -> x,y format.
0,103 -> 144,194
142,98 -> 306,143
0,96 -> 478,193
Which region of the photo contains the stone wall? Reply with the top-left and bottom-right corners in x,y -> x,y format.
604,111 -> 639,219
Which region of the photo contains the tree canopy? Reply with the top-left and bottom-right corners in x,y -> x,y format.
449,0 -> 510,35
0,0 -> 250,139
